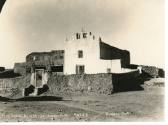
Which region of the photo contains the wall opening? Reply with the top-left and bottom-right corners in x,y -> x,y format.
35,69 -> 44,87
51,66 -> 63,72
83,33 -> 87,38
76,65 -> 85,74
76,33 -> 80,39
78,50 -> 83,58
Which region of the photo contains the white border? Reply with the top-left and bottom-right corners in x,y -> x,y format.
1,0 -> 167,124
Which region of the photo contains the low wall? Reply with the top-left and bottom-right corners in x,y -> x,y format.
0,74 -> 113,98
0,71 -> 143,99
125,64 -> 164,78
0,70 -> 21,78
47,74 -> 113,96
112,70 -> 142,92
0,75 -> 31,98
141,66 -> 159,78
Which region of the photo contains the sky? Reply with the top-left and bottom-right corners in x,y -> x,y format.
0,0 -> 164,68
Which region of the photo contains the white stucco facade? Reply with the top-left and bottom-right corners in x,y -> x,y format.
64,31 -> 122,74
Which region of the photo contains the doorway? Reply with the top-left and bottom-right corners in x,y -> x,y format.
35,69 -> 44,87
76,65 -> 85,74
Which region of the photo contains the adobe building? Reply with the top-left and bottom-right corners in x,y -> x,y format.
14,50 -> 64,75
64,30 -> 131,74
14,30 -> 132,75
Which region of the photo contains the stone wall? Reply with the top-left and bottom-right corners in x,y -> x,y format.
0,73 -> 113,98
47,74 -> 113,96
0,71 -> 144,99
0,75 -> 31,98
141,65 -> 159,78
125,64 -> 164,78
112,70 -> 142,92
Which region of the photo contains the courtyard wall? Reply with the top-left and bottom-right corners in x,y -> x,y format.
0,73 -> 113,98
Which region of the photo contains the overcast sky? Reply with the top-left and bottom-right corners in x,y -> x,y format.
0,0 -> 164,68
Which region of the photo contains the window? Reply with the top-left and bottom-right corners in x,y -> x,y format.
78,50 -> 83,58
93,35 -> 95,40
89,32 -> 92,35
76,65 -> 85,74
76,33 -> 80,39
107,68 -> 111,73
83,33 -> 87,38
51,66 -> 63,72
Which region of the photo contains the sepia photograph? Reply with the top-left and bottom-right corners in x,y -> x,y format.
0,0 -> 165,122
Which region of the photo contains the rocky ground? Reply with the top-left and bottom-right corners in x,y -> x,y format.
0,78 -> 164,122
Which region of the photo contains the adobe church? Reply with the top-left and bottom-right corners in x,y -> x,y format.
14,30 -> 132,75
